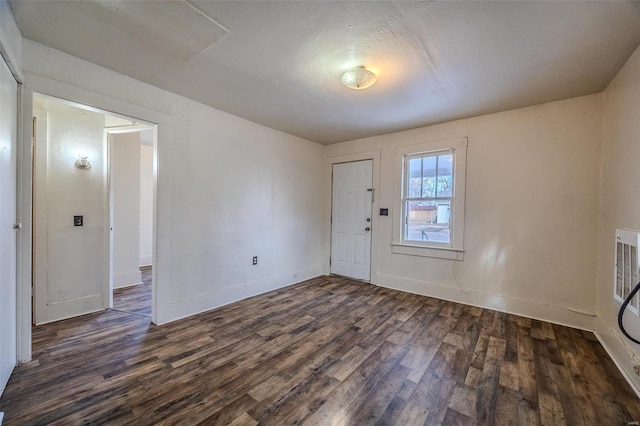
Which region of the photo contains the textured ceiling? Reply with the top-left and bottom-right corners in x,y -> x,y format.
10,1 -> 640,144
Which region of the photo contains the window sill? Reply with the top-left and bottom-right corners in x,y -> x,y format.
391,243 -> 464,260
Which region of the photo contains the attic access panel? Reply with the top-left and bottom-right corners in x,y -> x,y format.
81,0 -> 228,61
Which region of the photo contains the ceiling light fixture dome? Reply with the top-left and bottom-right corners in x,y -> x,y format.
341,66 -> 377,90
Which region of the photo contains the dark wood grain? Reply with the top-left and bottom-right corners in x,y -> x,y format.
112,267 -> 152,316
1,275 -> 638,425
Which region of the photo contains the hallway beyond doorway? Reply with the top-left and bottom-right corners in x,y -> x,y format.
112,266 -> 151,317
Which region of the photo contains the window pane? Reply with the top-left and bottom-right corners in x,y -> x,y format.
405,200 -> 451,244
436,153 -> 453,197
421,156 -> 437,198
408,157 -> 422,198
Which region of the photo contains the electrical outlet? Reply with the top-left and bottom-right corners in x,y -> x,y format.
633,364 -> 640,376
252,256 -> 258,265
74,215 -> 83,226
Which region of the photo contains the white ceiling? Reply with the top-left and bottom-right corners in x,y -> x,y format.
10,1 -> 640,144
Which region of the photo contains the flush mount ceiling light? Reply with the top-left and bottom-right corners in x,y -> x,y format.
341,66 -> 377,90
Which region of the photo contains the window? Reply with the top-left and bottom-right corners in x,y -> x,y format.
393,138 -> 467,259
404,151 -> 453,245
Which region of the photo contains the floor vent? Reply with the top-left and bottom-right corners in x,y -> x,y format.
615,229 -> 640,315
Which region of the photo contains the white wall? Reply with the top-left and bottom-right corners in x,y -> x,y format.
111,132 -> 142,288
22,40 -> 325,325
325,94 -> 602,330
139,140 -> 153,267
595,44 -> 640,394
33,99 -> 108,324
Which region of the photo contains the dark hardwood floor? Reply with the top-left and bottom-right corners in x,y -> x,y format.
112,267 -> 152,316
1,275 -> 639,425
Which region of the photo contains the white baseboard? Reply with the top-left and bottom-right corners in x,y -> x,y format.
113,270 -> 143,289
376,273 -> 596,331
156,264 -> 324,325
139,255 -> 152,267
593,315 -> 640,398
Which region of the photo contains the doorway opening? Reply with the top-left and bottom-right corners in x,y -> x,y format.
108,127 -> 154,317
32,93 -> 157,325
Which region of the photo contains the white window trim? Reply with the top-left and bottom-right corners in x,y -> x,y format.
392,137 -> 467,260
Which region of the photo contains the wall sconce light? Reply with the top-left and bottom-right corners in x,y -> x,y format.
75,155 -> 91,170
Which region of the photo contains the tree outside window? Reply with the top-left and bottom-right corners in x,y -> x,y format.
404,151 -> 453,244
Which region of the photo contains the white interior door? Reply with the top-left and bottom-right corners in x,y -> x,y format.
331,160 -> 373,281
0,57 -> 18,395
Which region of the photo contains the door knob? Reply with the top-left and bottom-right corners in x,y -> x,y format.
365,227 -> 371,232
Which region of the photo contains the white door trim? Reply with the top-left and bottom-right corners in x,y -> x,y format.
324,151 -> 380,284
16,75 -> 166,362
16,79 -> 32,364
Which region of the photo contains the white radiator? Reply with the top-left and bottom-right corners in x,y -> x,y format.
615,229 -> 640,315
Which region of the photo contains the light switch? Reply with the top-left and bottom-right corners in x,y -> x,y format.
74,215 -> 83,226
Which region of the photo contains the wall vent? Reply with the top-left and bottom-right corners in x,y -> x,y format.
614,229 -> 640,315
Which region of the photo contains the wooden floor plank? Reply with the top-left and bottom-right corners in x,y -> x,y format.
112,267 -> 152,316
1,275 -> 639,425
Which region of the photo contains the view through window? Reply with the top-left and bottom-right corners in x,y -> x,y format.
403,150 -> 453,245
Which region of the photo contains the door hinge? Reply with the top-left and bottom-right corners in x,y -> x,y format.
329,257 -> 332,266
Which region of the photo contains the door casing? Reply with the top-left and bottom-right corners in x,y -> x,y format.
30,95 -> 158,325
